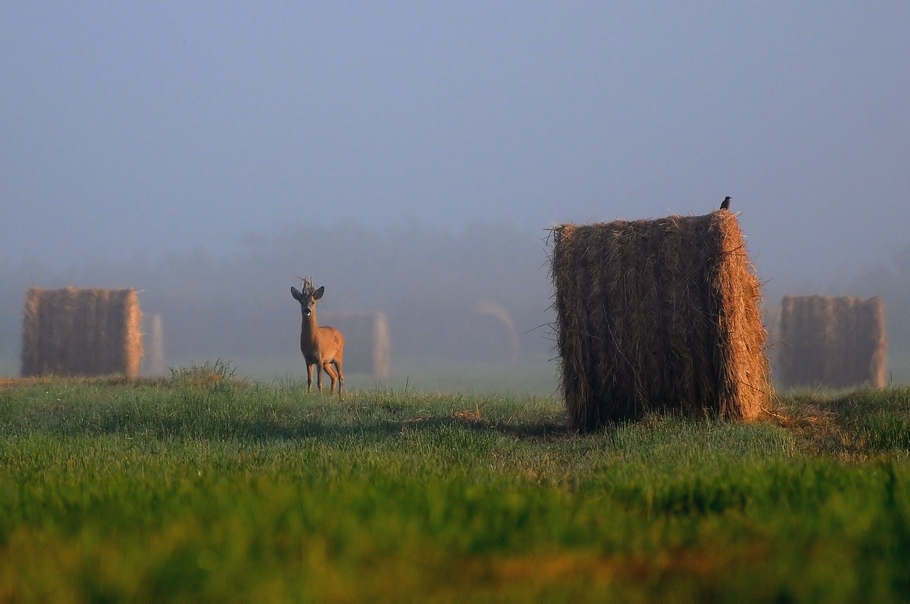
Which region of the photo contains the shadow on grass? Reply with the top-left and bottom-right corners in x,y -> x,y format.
13,377 -> 838,447
219,408 -> 573,444
0,392 -> 573,444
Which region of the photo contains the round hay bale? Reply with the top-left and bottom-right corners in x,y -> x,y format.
21,287 -> 143,378
550,211 -> 770,431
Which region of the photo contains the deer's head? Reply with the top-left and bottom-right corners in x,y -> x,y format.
291,280 -> 325,317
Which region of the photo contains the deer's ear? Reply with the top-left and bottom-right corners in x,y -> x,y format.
291,287 -> 302,300
313,286 -> 325,300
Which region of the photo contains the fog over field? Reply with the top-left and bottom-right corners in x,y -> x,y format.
2,3 -> 909,379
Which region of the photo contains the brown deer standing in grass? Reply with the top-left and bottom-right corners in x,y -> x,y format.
291,279 -> 345,398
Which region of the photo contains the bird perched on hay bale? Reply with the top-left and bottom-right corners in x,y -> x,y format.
720,196 -> 731,210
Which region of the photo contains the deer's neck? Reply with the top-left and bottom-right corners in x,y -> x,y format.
300,312 -> 320,347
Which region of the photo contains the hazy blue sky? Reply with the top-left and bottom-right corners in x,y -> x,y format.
2,2 -> 908,289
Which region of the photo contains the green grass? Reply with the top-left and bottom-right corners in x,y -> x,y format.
1,372 -> 910,602
228,356 -> 562,397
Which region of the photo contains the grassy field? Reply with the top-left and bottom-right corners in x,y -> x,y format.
1,366 -> 910,602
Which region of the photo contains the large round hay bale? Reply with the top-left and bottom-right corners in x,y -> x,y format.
21,287 -> 143,378
551,211 -> 770,431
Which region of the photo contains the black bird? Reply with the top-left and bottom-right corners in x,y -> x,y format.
720,196 -> 731,210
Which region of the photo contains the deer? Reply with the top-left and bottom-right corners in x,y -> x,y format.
291,279 -> 345,398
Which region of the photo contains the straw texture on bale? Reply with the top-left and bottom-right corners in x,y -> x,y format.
551,211 -> 770,431
21,287 -> 143,378
778,295 -> 886,389
322,312 -> 391,379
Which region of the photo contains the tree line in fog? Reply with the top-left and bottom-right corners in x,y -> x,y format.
0,222 -> 557,370
3,221 -> 909,373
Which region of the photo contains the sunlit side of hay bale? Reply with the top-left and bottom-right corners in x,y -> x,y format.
21,287 -> 143,378
322,312 -> 391,380
778,295 -> 886,389
551,211 -> 770,432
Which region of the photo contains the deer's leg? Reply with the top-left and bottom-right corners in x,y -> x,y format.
306,363 -> 314,392
333,350 -> 344,399
335,360 -> 344,399
323,362 -> 338,394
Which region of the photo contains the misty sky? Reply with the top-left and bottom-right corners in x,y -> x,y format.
2,2 -> 909,290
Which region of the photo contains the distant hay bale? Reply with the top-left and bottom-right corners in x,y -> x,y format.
21,287 -> 143,378
551,211 -> 770,432
322,312 -> 391,380
778,295 -> 886,389
142,313 -> 166,377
